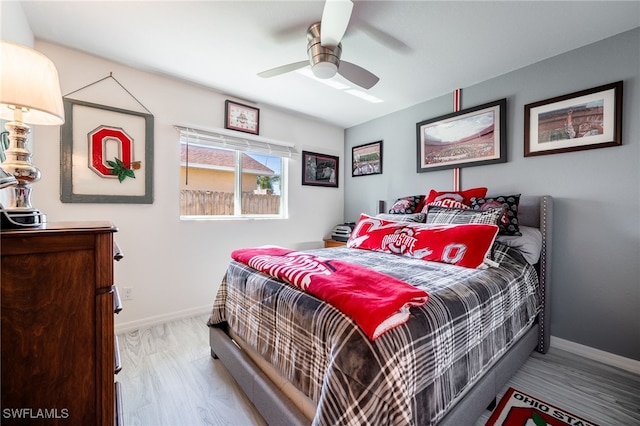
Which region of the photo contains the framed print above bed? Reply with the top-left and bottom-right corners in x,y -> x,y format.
416,98 -> 506,172
524,81 -> 623,157
352,140 -> 382,177
302,150 -> 338,187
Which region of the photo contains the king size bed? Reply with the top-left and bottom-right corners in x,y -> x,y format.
208,194 -> 553,425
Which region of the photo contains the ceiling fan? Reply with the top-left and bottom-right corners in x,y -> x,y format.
258,0 -> 379,90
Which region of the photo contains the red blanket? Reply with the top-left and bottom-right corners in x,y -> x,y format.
231,247 -> 429,340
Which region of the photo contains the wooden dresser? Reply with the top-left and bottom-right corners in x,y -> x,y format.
1,222 -> 123,425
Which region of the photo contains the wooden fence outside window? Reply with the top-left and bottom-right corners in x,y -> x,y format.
180,190 -> 280,215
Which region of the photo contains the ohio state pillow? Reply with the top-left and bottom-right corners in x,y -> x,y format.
347,214 -> 499,269
388,195 -> 425,214
424,187 -> 488,207
471,194 -> 521,236
421,199 -> 469,211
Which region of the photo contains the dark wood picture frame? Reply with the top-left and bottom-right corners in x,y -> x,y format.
302,150 -> 339,187
60,98 -> 154,204
352,140 -> 383,177
225,100 -> 260,135
524,81 -> 623,157
416,98 -> 506,172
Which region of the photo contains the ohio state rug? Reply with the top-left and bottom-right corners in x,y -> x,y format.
485,388 -> 598,426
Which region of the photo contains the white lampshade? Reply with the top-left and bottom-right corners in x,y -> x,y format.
0,41 -> 65,125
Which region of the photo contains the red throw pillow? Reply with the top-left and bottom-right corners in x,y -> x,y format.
347,214 -> 499,269
421,199 -> 469,210
425,187 -> 488,207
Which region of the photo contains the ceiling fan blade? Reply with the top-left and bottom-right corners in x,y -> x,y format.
258,60 -> 309,78
338,61 -> 379,89
320,0 -> 353,49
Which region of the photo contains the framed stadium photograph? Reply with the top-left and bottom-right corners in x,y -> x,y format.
524,81 -> 622,157
416,98 -> 506,172
352,140 -> 382,177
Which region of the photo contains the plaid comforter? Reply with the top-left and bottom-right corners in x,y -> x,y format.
208,243 -> 540,425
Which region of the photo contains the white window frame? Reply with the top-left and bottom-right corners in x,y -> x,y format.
176,125 -> 297,220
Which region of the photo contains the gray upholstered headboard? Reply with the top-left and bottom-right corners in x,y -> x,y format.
517,195 -> 553,353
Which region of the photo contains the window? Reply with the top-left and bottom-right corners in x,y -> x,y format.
177,126 -> 296,219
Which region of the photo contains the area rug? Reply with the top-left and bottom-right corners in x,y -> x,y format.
485,387 -> 598,426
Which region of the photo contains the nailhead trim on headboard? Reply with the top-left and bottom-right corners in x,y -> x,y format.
537,196 -> 551,353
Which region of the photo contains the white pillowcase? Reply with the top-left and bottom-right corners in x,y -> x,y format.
496,226 -> 542,264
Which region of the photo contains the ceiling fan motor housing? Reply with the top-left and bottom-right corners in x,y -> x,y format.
307,22 -> 341,79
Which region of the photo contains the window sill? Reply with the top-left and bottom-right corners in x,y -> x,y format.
180,215 -> 288,222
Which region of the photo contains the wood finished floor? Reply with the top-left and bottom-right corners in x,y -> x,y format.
118,315 -> 640,426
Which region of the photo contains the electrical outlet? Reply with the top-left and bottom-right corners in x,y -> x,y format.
122,287 -> 133,301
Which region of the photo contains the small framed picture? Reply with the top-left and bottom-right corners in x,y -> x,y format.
524,81 -> 622,157
225,100 -> 260,135
302,151 -> 339,188
352,140 -> 383,177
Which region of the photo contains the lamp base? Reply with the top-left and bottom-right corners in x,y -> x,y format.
0,207 -> 46,229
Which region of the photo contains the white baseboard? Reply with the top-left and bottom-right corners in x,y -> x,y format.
550,336 -> 640,375
115,305 -> 212,335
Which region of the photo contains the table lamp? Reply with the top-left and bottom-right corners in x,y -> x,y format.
0,40 -> 65,228
0,168 -> 17,189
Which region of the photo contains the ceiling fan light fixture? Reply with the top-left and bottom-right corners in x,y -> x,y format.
307,34 -> 342,79
312,62 -> 338,79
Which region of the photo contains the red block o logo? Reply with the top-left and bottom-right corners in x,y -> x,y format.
88,126 -> 133,177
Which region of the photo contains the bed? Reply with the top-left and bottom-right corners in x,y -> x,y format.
208,195 -> 552,425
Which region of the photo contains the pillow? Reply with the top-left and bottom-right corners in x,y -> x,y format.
471,194 -> 521,236
426,205 -> 505,226
376,212 -> 426,223
347,214 -> 499,269
422,199 -> 470,211
496,226 -> 543,264
424,187 -> 488,207
387,195 -> 425,214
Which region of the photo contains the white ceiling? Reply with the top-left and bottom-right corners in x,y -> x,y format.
20,1 -> 640,128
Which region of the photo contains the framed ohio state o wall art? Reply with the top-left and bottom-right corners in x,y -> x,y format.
60,98 -> 154,203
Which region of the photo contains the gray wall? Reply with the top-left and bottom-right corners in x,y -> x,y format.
345,28 -> 640,360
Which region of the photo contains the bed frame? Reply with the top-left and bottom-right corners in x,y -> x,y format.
209,195 -> 553,425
